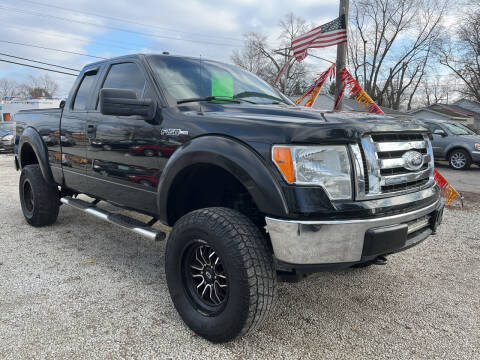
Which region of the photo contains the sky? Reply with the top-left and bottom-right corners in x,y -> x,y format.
0,0 -> 341,97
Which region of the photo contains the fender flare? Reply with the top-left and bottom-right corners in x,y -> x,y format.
157,136 -> 289,225
18,127 -> 54,184
445,145 -> 472,160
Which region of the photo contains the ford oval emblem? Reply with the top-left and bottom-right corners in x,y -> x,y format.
402,150 -> 424,171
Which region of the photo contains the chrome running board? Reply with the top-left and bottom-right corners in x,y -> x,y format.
60,197 -> 166,242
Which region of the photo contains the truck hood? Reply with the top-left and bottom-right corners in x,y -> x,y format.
188,103 -> 428,143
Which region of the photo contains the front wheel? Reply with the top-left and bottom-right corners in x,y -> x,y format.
165,207 -> 276,343
449,149 -> 471,170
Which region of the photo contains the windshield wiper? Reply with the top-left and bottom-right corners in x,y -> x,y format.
233,91 -> 285,104
177,96 -> 243,105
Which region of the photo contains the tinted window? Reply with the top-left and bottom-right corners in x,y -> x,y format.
73,72 -> 98,110
443,122 -> 476,135
0,123 -> 15,132
148,56 -> 293,105
102,62 -> 146,98
424,122 -> 443,133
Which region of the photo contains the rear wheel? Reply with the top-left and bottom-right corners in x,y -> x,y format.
165,207 -> 276,343
19,165 -> 59,227
449,149 -> 471,170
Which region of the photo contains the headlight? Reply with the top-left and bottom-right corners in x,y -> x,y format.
475,143 -> 480,150
272,145 -> 352,200
3,134 -> 14,141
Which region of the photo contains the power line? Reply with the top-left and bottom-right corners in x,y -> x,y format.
0,39 -> 106,59
0,52 -> 81,71
0,4 -> 242,48
0,58 -> 78,76
17,0 -> 244,43
2,22 -> 142,52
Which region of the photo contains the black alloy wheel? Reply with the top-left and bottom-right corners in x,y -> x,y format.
22,180 -> 34,214
182,241 -> 228,314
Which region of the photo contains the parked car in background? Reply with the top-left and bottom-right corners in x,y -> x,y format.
41,133 -> 58,146
420,119 -> 480,170
0,122 -> 16,153
129,143 -> 177,157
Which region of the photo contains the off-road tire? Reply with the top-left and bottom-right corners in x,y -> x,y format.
19,164 -> 59,227
165,207 -> 276,343
449,149 -> 471,170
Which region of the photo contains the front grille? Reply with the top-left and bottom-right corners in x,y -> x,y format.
381,178 -> 430,193
371,133 -> 424,142
359,145 -> 370,194
351,133 -> 434,200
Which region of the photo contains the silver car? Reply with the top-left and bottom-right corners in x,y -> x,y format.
0,122 -> 15,153
421,119 -> 480,170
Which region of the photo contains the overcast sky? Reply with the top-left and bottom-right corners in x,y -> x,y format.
0,0 -> 341,96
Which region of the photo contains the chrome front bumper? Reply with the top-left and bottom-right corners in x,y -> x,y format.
266,199 -> 443,265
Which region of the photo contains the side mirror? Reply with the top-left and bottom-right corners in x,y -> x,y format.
99,88 -> 156,120
433,129 -> 447,137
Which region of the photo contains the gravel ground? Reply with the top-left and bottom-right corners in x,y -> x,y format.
1,154 -> 479,359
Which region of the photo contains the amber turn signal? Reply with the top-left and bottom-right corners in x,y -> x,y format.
272,146 -> 295,183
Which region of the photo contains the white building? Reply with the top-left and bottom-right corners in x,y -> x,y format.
409,103 -> 474,126
0,98 -> 62,122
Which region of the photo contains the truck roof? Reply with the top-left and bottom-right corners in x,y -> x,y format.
83,53 -> 216,71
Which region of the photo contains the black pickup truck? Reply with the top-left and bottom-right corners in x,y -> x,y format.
14,54 -> 444,342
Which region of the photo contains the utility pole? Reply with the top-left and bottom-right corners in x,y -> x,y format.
335,0 -> 349,111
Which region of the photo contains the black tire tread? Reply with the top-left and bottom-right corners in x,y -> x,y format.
166,207 -> 276,342
19,164 -> 59,227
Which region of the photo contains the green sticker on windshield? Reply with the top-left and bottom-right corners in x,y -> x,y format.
211,71 -> 233,99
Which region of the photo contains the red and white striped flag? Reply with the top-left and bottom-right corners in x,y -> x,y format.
292,15 -> 347,61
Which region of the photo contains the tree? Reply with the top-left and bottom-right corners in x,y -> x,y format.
420,75 -> 451,106
0,78 -> 17,99
348,0 -> 446,109
437,3 -> 480,101
232,13 -> 313,96
15,74 -> 59,98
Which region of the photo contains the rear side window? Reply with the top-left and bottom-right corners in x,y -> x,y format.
73,71 -> 98,111
424,122 -> 443,133
102,63 -> 146,98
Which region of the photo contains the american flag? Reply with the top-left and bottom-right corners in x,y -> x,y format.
292,15 -> 347,61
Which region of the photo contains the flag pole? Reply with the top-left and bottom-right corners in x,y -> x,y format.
334,0 -> 349,111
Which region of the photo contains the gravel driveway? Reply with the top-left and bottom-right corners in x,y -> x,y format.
1,154 -> 479,359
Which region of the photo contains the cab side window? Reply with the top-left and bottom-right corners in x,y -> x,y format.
424,122 -> 443,133
102,62 -> 146,98
73,71 -> 98,111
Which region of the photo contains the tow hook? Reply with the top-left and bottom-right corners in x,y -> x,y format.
372,255 -> 388,265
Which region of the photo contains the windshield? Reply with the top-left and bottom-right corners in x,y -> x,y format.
148,56 -> 293,105
0,123 -> 15,133
443,122 -> 476,135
